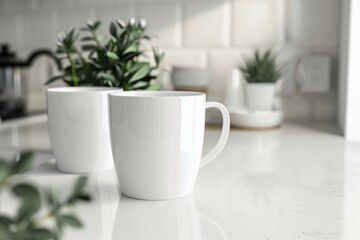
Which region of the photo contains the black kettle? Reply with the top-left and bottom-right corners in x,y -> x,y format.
0,44 -> 62,120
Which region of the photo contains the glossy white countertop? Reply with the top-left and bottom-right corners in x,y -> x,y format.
1,115 -> 360,240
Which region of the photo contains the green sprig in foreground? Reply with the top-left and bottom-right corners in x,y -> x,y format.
0,152 -> 91,240
46,18 -> 165,90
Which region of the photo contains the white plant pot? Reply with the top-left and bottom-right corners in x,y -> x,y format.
246,83 -> 276,112
46,87 -> 121,173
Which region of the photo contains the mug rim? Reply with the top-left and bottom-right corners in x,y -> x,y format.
108,90 -> 205,98
47,87 -> 120,93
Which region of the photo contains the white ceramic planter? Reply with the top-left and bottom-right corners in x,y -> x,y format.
224,68 -> 246,112
46,87 -> 121,173
246,83 -> 276,112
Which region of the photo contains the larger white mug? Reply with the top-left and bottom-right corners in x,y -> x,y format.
109,91 -> 230,200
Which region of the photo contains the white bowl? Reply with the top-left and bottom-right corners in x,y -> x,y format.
171,66 -> 209,88
229,109 -> 283,129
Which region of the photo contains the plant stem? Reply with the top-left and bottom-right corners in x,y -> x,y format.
66,50 -> 78,86
31,201 -> 66,227
33,212 -> 55,226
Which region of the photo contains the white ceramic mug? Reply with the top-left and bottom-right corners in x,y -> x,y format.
47,87 -> 121,173
108,91 -> 230,200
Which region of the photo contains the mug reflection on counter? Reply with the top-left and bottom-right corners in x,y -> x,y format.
112,195 -> 228,240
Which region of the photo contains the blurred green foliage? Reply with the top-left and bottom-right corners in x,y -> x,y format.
0,152 -> 92,240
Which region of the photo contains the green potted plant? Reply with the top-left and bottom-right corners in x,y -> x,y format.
46,18 -> 164,89
239,50 -> 282,112
45,18 -> 165,174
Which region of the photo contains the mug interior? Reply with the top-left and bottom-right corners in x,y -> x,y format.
109,91 -> 205,98
47,87 -> 119,93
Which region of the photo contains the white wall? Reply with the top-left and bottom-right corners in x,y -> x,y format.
0,0 -> 340,122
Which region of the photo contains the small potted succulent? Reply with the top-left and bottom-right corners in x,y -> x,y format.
46,18 -> 165,173
239,50 -> 282,112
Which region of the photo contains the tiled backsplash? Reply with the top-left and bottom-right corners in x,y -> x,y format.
0,0 -> 340,122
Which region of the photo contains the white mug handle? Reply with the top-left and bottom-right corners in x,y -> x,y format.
200,102 -> 230,168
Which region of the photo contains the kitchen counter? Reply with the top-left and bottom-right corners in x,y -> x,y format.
1,115 -> 360,240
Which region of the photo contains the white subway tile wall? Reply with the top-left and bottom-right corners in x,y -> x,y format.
38,0 -> 72,10
287,0 -> 339,47
183,0 -> 230,47
57,8 -> 95,31
22,11 -> 57,49
0,12 -> 22,49
162,48 -> 207,69
231,0 -> 280,47
97,5 -> 136,35
208,49 -> 252,96
2,0 -> 38,11
0,0 -> 339,122
138,3 -> 181,47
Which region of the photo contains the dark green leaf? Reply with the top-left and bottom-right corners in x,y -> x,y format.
128,64 -> 151,83
116,19 -> 125,29
44,75 -> 65,86
81,36 -> 93,41
0,223 -> 11,240
46,189 -> 59,210
55,47 -> 66,54
78,194 -> 92,202
97,50 -> 110,68
54,213 -> 64,235
121,51 -> 142,62
59,214 -> 83,228
114,65 -> 123,78
12,151 -> 34,174
64,28 -> 75,47
12,183 -> 38,199
12,183 -> 41,221
147,82 -> 161,90
93,21 -> 101,30
123,44 -> 137,54
153,47 -> 165,67
82,44 -> 96,51
0,162 -> 10,184
131,81 -> 149,89
22,228 -> 53,240
109,22 -> 117,38
106,51 -> 119,60
99,72 -> 115,82
0,216 -> 13,226
72,176 -> 88,197
127,62 -> 147,75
